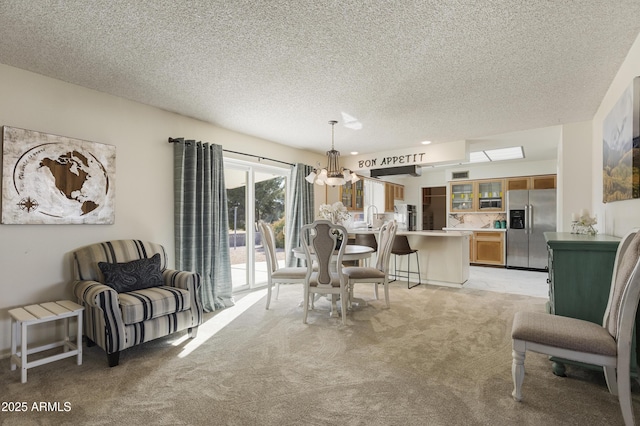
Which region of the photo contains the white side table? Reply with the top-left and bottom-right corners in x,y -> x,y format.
9,300 -> 84,383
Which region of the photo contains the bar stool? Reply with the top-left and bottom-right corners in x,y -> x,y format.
390,235 -> 421,289
355,233 -> 378,266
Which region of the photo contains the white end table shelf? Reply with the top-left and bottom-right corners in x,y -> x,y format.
9,300 -> 84,383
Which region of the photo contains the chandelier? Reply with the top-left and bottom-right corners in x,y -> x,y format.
305,120 -> 359,186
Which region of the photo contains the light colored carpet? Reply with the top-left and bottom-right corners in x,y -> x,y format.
2,283 -> 638,425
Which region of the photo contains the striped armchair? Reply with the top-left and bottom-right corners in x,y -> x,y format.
72,240 -> 203,367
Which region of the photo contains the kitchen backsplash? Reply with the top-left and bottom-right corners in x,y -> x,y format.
448,213 -> 507,229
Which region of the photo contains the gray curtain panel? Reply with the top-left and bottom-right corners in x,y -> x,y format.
173,139 -> 234,312
285,163 -> 315,267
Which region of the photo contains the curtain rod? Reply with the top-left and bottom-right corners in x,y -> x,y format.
168,137 -> 294,166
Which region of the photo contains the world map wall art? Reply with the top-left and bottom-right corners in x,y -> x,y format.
1,126 -> 115,224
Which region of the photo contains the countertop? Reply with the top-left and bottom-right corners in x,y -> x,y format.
442,227 -> 507,233
544,232 -> 621,244
348,228 -> 471,237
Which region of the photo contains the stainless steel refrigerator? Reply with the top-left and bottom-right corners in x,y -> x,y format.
506,189 -> 556,269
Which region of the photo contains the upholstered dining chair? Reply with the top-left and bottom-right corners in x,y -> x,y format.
343,221 -> 398,308
257,220 -> 307,309
511,228 -> 640,426
300,220 -> 349,325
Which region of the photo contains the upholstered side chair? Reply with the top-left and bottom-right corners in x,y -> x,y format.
343,220 -> 398,308
258,220 -> 307,309
511,228 -> 640,425
300,220 -> 349,325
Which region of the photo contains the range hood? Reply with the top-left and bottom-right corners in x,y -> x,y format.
370,165 -> 422,178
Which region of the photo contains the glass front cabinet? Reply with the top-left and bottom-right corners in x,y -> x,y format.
450,182 -> 475,212
476,179 -> 504,211
450,179 -> 504,213
341,179 -> 364,211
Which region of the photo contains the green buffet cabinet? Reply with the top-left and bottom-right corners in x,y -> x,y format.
543,232 -> 640,376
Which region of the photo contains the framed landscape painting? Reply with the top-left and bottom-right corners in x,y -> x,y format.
1,126 -> 116,224
603,77 -> 640,203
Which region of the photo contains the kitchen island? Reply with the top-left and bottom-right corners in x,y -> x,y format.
348,229 -> 471,286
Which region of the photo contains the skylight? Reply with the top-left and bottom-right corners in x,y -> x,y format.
469,151 -> 490,163
470,146 -> 524,163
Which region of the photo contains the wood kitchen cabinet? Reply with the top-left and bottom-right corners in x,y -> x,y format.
471,231 -> 504,265
450,182 -> 475,212
544,232 -> 639,376
506,174 -> 556,191
450,179 -> 504,212
476,179 -> 504,211
340,178 -> 364,211
384,182 -> 405,212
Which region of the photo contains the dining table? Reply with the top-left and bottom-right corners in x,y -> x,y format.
292,244 -> 374,266
292,244 -> 374,317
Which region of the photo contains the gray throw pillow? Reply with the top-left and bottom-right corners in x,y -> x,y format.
98,253 -> 164,292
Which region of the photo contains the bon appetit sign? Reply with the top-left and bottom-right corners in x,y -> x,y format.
344,140 -> 467,172
357,153 -> 427,169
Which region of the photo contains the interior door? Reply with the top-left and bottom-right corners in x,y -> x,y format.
422,186 -> 446,230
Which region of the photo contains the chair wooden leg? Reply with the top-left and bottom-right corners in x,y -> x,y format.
266,280 -> 273,310
603,366 -> 618,395
275,283 -> 280,300
188,326 -> 198,338
107,351 -> 120,367
383,279 -> 390,308
512,340 -> 526,401
303,287 -> 310,324
617,360 -> 635,425
348,281 -> 354,309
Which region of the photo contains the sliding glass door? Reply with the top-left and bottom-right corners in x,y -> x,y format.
224,159 -> 288,292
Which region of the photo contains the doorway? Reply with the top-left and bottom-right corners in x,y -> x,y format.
224,159 -> 288,292
422,186 -> 447,230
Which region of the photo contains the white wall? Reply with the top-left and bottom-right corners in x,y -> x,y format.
593,32 -> 640,237
558,121 -> 592,232
0,64 -> 324,355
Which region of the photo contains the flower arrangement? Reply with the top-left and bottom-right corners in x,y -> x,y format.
318,202 -> 351,225
571,209 -> 598,235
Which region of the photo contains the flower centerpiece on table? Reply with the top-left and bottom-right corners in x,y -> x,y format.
318,201 -> 351,225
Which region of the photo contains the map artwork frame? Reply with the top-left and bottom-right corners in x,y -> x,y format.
1,126 -> 116,224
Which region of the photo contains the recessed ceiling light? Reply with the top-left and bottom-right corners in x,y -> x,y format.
421,140 -> 432,145
350,151 -> 359,155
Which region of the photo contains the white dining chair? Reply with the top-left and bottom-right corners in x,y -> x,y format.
342,220 -> 397,308
511,228 -> 640,426
258,220 -> 307,309
300,220 -> 349,325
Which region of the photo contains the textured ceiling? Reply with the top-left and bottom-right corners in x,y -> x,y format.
0,1 -> 639,159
